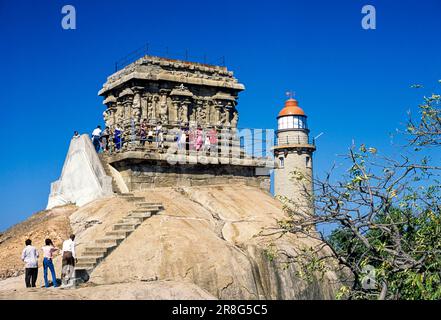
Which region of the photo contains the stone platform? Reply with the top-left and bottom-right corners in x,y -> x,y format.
101,151 -> 271,192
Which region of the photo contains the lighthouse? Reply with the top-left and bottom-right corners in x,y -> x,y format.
273,96 -> 316,212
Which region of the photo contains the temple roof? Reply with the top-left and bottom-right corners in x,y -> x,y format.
98,55 -> 245,96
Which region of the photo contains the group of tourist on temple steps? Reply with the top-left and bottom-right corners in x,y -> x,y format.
20,235 -> 78,288
79,119 -> 219,154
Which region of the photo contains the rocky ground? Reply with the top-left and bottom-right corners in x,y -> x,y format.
0,205 -> 76,279
0,184 -> 343,299
0,278 -> 215,300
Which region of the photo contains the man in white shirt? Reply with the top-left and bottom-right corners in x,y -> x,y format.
21,239 -> 39,288
61,235 -> 76,285
91,125 -> 102,152
61,234 -> 76,263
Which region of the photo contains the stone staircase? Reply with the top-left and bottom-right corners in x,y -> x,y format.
98,153 -> 122,194
74,193 -> 164,284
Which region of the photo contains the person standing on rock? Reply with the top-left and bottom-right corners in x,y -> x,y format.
147,126 -> 154,145
42,239 -> 59,288
91,125 -> 102,152
178,128 -> 187,152
61,234 -> 77,285
101,127 -> 110,152
155,122 -> 164,149
139,119 -> 148,147
204,130 -> 211,152
21,239 -> 39,288
114,125 -> 123,150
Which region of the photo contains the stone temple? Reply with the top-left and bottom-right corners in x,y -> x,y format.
48,56 -> 274,208
47,55 -> 315,213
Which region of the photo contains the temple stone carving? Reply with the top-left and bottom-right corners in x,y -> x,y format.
97,55 -> 270,192
99,55 -> 244,133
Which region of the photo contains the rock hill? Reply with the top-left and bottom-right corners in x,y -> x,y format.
0,184 -> 341,299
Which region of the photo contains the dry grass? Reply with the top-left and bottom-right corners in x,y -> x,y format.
0,205 -> 77,279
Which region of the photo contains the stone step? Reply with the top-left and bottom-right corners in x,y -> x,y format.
135,204 -> 164,210
120,217 -> 145,224
123,196 -> 146,202
95,237 -> 124,246
113,223 -> 138,231
131,207 -> 157,212
118,193 -> 134,197
128,211 -> 152,219
76,256 -> 102,265
127,212 -> 158,219
75,263 -> 96,270
70,201 -> 162,284
78,251 -> 105,259
105,230 -> 133,238
131,206 -> 161,212
98,155 -> 123,195
136,202 -> 163,206
83,246 -> 112,254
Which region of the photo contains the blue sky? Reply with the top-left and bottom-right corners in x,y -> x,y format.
0,0 -> 440,231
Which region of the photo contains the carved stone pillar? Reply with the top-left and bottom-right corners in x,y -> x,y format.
170,99 -> 178,125
231,108 -> 239,129
109,105 -> 117,128
141,92 -> 148,122
181,100 -> 190,125
119,87 -> 134,133
103,94 -> 117,129
158,93 -> 168,124
132,87 -> 143,132
115,100 -> 124,128
224,102 -> 232,127
170,99 -> 179,125
151,94 -> 158,123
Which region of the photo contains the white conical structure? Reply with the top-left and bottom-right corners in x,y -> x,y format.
47,134 -> 113,209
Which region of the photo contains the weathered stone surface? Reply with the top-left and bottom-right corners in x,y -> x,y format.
77,185 -> 340,299
0,185 -> 342,300
99,56 -> 243,134
0,281 -> 216,300
110,158 -> 270,192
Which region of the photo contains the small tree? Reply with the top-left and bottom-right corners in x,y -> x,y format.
275,83 -> 441,299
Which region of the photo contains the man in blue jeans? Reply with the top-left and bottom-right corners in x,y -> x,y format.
42,239 -> 59,288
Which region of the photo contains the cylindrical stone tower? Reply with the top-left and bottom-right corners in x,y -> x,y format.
273,97 -> 316,213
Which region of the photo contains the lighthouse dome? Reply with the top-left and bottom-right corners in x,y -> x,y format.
277,98 -> 307,130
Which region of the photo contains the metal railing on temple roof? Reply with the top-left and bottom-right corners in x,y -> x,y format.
114,43 -> 226,72
96,125 -> 277,162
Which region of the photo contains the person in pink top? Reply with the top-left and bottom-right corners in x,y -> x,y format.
209,127 -> 218,154
196,128 -> 203,151
42,239 -> 59,288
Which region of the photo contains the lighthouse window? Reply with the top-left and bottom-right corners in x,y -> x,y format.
279,157 -> 284,168
296,116 -> 306,129
293,117 -> 299,128
279,116 -> 308,130
306,156 -> 311,168
287,116 -> 293,128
